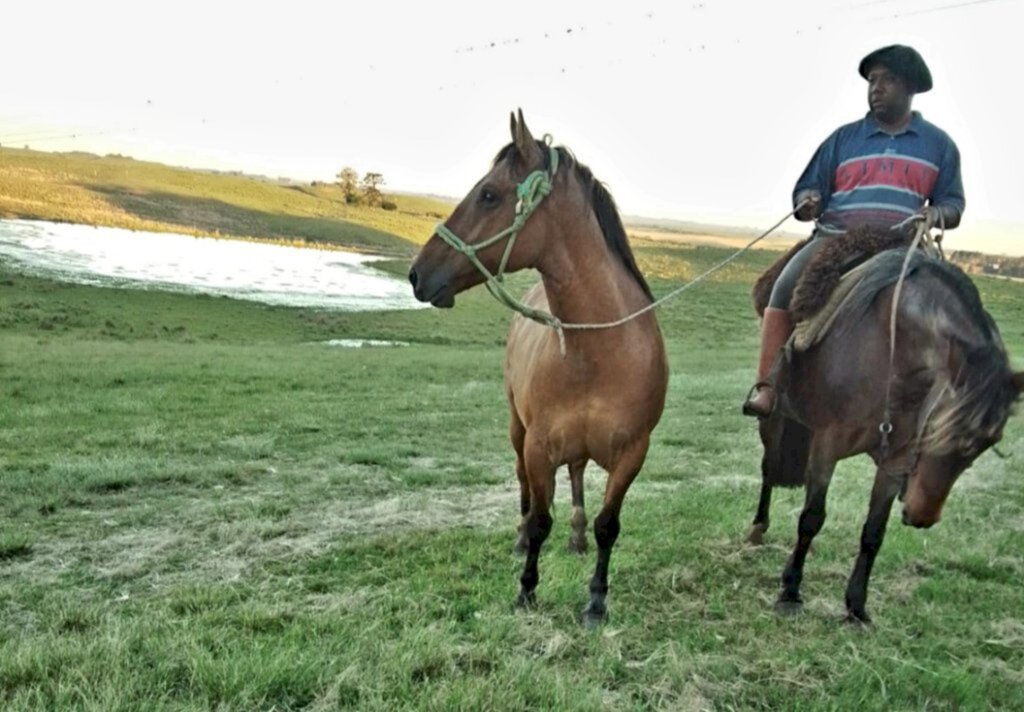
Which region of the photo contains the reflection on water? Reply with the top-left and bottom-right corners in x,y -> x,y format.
322,339 -> 410,347
0,219 -> 424,311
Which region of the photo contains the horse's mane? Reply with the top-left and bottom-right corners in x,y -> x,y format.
494,143 -> 654,302
835,249 -> 1018,454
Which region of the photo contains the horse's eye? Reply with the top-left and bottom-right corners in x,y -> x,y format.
479,187 -> 499,206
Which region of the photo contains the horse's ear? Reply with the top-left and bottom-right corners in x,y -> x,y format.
513,108 -> 541,163
1012,371 -> 1024,396
509,111 -> 518,142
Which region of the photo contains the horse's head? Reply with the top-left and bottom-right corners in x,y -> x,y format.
409,109 -> 558,308
902,370 -> 1024,528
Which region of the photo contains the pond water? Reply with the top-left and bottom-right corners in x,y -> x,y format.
0,219 -> 424,311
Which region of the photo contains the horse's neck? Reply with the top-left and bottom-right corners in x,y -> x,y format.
536,222 -> 650,330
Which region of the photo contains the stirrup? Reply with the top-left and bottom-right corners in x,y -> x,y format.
742,381 -> 775,418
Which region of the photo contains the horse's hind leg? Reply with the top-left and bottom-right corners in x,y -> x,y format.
776,450 -> 835,616
582,437 -> 648,628
512,454 -> 529,555
746,479 -> 772,546
510,409 -> 530,555
844,466 -> 905,624
567,460 -> 588,554
749,416 -> 810,545
748,415 -> 781,546
515,435 -> 555,608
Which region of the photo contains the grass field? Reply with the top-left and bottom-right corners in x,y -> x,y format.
2,232 -> 1024,711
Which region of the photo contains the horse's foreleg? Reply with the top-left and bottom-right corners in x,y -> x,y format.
583,438 -> 648,628
515,437 -> 554,608
844,467 -> 904,624
776,454 -> 835,615
746,479 -> 772,546
567,460 -> 588,554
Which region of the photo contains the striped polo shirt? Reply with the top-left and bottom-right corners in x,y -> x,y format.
793,111 -> 965,235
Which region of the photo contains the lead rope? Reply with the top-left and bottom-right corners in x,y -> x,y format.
559,198 -> 811,334
434,135 -> 810,357
547,200 -> 807,356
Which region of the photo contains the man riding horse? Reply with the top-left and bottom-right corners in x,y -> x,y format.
743,44 -> 966,417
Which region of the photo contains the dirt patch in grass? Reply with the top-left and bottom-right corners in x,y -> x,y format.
3,468 -> 687,596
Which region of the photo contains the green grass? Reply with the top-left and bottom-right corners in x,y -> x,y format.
1,244 -> 1023,710
0,148 -> 450,255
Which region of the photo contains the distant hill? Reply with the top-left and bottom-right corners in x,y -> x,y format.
621,214 -> 806,242
391,190 -> 459,206
4,148 -> 1015,266
0,148 -> 451,256
0,147 -> 802,254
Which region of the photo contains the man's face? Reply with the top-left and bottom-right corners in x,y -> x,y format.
866,63 -> 912,124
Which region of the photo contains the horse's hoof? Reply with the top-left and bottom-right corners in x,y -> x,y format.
581,603 -> 607,629
774,598 -> 803,617
567,536 -> 588,555
844,610 -> 872,626
746,524 -> 766,546
515,590 -> 536,609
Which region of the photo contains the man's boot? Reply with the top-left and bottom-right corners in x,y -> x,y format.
742,307 -> 794,418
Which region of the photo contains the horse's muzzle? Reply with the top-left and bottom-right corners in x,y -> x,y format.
408,267 -> 454,308
901,507 -> 939,529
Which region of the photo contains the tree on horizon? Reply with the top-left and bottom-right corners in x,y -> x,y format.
336,167 -> 359,203
361,172 -> 384,207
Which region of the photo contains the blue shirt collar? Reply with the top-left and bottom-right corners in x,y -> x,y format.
863,110 -> 923,137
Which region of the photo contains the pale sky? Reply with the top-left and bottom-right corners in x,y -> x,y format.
2,0 -> 1022,254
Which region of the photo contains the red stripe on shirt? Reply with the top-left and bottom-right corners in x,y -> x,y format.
834,156 -> 938,197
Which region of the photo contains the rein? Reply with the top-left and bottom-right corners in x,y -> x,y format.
878,211 -> 947,460
434,134 -> 807,356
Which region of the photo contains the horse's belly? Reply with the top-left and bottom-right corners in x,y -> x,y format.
547,409 -> 649,466
512,374 -> 665,466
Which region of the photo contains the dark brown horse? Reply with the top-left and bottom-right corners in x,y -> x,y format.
408,111 -> 668,626
750,248 -> 1022,623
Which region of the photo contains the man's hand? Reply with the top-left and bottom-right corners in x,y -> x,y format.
794,190 -> 822,221
917,205 -> 941,230
916,204 -> 961,231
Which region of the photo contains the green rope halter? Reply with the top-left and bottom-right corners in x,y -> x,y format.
434,136 -> 563,340
432,165 -> 812,357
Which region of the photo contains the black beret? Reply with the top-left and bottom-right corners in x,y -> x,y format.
858,45 -> 933,93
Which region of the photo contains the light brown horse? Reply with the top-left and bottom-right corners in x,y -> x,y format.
751,248 -> 1022,623
408,111 -> 668,626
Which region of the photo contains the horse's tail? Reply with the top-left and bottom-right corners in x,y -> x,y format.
759,415 -> 811,488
